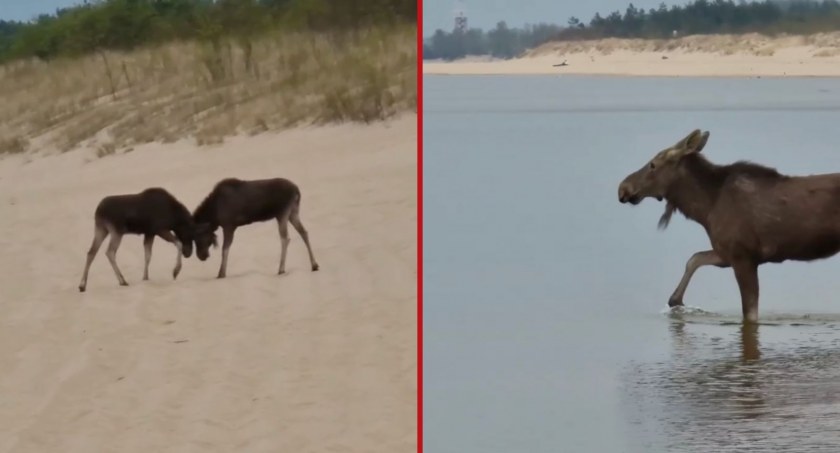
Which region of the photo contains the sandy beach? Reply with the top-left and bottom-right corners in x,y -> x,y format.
423,32 -> 840,77
0,116 -> 416,452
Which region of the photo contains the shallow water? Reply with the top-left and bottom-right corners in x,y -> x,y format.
423,75 -> 840,452
626,316 -> 840,452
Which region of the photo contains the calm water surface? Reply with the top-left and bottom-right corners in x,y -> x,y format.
423,75 -> 840,452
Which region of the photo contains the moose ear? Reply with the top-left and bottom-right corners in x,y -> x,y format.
688,130 -> 710,154
677,129 -> 702,149
668,129 -> 707,159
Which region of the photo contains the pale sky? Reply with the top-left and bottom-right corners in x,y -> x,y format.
0,0 -> 698,31
0,0 -> 83,22
423,0 -> 694,35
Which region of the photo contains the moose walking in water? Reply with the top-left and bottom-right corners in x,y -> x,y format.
78,187 -> 194,292
192,177 -> 319,279
618,129 -> 840,323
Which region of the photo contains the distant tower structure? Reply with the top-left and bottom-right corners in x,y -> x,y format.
453,1 -> 468,33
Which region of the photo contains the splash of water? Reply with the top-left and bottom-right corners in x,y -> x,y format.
661,304 -> 840,326
660,304 -> 719,317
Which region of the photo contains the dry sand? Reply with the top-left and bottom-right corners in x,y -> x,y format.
423,32 -> 840,77
0,115 -> 416,452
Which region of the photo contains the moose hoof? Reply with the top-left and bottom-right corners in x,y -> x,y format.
668,297 -> 684,308
278,270 -> 286,275
312,264 -> 320,272
78,286 -> 86,293
120,282 -> 129,287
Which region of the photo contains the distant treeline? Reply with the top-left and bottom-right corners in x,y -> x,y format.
424,0 -> 840,60
424,22 -> 563,60
0,0 -> 415,62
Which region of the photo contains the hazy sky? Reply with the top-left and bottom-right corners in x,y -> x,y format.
1,0 -> 81,21
423,0 -> 694,35
0,0 -> 697,31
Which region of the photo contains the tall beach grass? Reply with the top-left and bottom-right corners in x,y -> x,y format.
0,23 -> 416,155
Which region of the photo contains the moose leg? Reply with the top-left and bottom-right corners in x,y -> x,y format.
143,234 -> 154,281
104,231 -> 128,287
277,215 -> 291,275
157,231 -> 183,280
289,205 -> 319,271
218,226 -> 236,279
79,223 -> 109,292
732,259 -> 760,324
668,250 -> 729,307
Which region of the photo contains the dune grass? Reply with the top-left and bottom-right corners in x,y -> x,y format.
0,23 -> 416,155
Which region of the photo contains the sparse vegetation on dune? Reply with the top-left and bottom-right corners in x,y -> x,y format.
0,24 -> 415,155
0,0 -> 416,156
424,0 -> 840,61
524,31 -> 840,58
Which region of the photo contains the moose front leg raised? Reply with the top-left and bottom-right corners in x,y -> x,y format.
668,250 -> 729,307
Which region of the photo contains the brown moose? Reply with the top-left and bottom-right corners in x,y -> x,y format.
618,129 -> 840,323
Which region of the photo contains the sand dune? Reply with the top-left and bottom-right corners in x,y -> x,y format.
423,32 -> 840,77
0,115 -> 416,452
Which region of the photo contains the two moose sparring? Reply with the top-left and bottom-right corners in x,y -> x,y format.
78,177 -> 319,292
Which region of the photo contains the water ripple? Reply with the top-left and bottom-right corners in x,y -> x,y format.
621,320 -> 840,452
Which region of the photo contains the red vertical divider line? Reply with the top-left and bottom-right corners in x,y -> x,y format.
416,0 -> 424,451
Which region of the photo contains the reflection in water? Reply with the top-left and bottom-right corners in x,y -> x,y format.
667,321 -> 766,421
740,322 -> 760,362
622,319 -> 840,452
